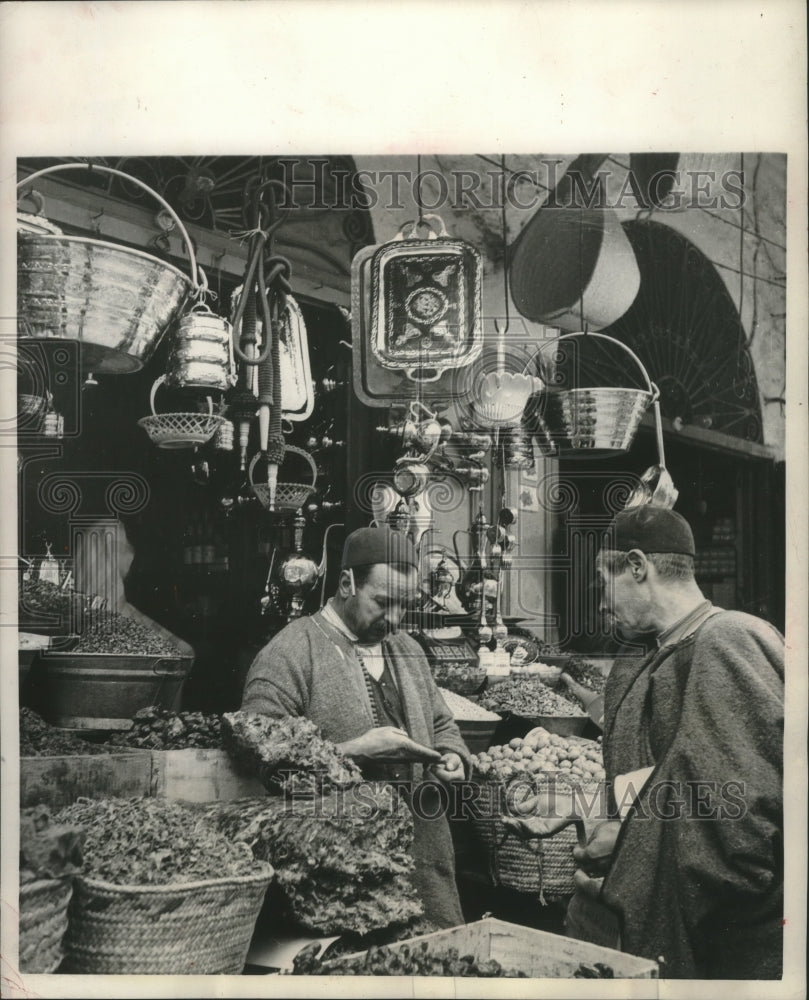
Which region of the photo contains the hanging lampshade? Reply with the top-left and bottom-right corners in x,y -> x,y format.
509,204 -> 641,332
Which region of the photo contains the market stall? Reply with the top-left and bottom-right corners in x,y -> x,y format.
14,153 -> 785,980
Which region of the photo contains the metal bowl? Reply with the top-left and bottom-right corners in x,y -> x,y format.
18,234 -> 192,374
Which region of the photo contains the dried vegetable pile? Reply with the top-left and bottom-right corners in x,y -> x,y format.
20,708 -> 111,757
20,804 -> 85,884
107,706 -> 222,749
472,728 -> 606,785
479,676 -> 586,717
203,786 -> 421,936
222,712 -> 363,795
55,797 -> 263,885
71,612 -> 183,656
290,940 -> 528,977
215,712 -> 422,935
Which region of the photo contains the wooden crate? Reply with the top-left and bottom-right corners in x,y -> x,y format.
153,748 -> 265,803
20,751 -> 153,810
20,749 -> 265,809
326,917 -> 658,979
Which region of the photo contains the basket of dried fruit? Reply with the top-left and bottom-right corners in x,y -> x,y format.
55,797 -> 273,975
468,729 -> 606,901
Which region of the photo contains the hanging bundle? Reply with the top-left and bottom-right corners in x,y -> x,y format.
230,180 -> 295,508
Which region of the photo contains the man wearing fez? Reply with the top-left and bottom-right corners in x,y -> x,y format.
506,506 -> 784,979
242,525 -> 470,927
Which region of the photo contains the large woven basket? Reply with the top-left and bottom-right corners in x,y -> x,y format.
19,877 -> 73,973
61,864 -> 273,975
470,777 -> 601,904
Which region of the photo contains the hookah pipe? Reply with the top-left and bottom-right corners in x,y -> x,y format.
230,180 -> 292,498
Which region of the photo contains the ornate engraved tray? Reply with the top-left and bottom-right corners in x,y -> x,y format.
362,219 -> 482,384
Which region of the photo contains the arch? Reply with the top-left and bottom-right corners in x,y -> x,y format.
599,219 -> 764,443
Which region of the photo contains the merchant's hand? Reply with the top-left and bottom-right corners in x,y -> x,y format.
561,673 -> 596,708
431,752 -> 465,783
572,819 -> 621,878
501,788 -> 579,838
337,726 -> 442,763
573,868 -> 605,900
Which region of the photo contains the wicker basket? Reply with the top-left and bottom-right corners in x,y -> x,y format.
249,446 -> 317,513
138,375 -> 224,450
61,865 -> 273,975
19,876 -> 73,973
469,776 -> 601,903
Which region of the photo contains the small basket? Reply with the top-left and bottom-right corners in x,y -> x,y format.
61,865 -> 273,975
19,876 -> 73,973
249,446 -> 317,513
469,776 -> 601,903
138,374 -> 224,449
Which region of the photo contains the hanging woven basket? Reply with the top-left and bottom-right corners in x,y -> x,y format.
249,445 -> 318,513
138,375 -> 224,450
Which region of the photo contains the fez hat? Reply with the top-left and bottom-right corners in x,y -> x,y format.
341,526 -> 418,570
603,506 -> 695,557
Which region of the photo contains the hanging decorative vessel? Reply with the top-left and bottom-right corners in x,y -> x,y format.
17,163 -> 200,374
137,375 -> 224,450
165,301 -> 235,392
274,512 -> 330,620
523,332 -> 658,458
352,213 -> 483,385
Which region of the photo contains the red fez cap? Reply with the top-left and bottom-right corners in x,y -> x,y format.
603,507 -> 695,557
341,526 -> 418,570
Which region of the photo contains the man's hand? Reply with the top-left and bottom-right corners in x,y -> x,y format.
573,868 -> 605,900
501,787 -> 579,838
431,752 -> 465,783
561,673 -> 597,709
337,726 -> 441,763
572,819 -> 621,877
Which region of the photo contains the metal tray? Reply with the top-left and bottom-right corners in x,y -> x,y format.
369,237 -> 482,382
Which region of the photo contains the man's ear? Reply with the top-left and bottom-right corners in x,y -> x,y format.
625,549 -> 649,582
337,568 -> 353,598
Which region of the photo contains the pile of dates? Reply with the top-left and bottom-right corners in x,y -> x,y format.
20,708 -> 110,758
108,706 -> 222,750
72,612 -> 182,656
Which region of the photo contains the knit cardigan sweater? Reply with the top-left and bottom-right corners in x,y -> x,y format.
241,611 -> 471,928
